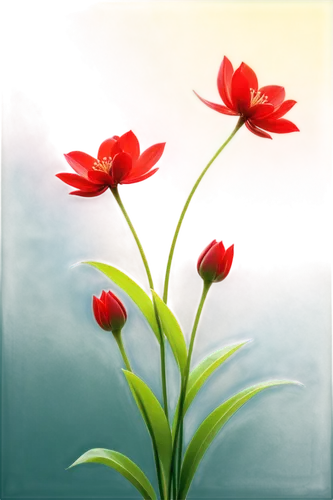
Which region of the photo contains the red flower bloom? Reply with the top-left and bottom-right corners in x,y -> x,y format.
93,290 -> 127,333
56,131 -> 165,197
197,240 -> 234,283
194,56 -> 299,139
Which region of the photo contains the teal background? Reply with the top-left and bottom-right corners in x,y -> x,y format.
0,107 -> 332,500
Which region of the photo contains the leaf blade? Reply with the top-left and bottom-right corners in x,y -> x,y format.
69,448 -> 157,500
178,380 -> 301,499
123,370 -> 172,498
185,340 -> 250,413
172,341 -> 250,439
85,261 -> 160,343
152,290 -> 188,376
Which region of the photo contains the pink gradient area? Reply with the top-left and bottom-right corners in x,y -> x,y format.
164,259 -> 332,344
71,1 -> 332,204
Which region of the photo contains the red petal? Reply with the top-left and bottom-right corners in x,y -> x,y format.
238,62 -> 258,91
200,241 -> 224,280
259,85 -> 285,107
105,291 -> 127,329
92,295 -> 98,317
93,296 -> 106,329
69,187 -> 108,197
268,100 -> 297,120
98,137 -> 119,160
99,290 -> 107,305
113,293 -> 127,320
218,244 -> 234,280
231,65 -> 252,114
88,170 -> 112,185
56,172 -> 103,189
247,103 -> 274,119
64,152 -> 96,177
99,302 -> 112,330
245,120 -> 272,139
121,168 -> 159,184
253,118 -> 299,134
105,292 -> 122,318
193,91 -> 238,115
111,152 -> 133,184
217,56 -> 234,108
117,131 -> 140,160
197,240 -> 217,272
92,295 -> 103,328
130,143 -> 165,178
111,142 -> 123,158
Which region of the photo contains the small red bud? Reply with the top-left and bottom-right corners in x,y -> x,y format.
92,290 -> 127,333
197,240 -> 234,283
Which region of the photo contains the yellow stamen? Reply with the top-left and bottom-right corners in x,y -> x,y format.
93,156 -> 113,174
250,88 -> 268,107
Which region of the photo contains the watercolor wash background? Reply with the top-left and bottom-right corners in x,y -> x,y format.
68,1 -> 332,203
0,92 -> 332,500
0,0 -> 332,500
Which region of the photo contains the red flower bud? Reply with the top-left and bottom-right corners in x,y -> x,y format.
197,240 -> 234,283
92,290 -> 127,333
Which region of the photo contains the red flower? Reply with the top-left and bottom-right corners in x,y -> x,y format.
197,240 -> 234,283
56,131 -> 165,197
194,56 -> 299,139
93,290 -> 127,333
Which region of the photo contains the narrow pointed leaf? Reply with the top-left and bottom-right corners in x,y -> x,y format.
179,380 -> 301,499
152,291 -> 187,376
69,448 -> 157,500
185,340 -> 250,413
123,370 -> 172,498
172,341 -> 250,438
85,262 -> 161,343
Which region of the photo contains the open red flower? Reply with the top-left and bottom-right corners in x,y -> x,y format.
194,56 -> 299,139
56,131 -> 165,197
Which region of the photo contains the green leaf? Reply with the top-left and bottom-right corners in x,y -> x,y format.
123,370 -> 172,499
152,290 -> 188,376
178,380 -> 301,499
85,261 -> 161,344
186,340 -> 251,412
172,341 -> 249,438
69,448 -> 157,500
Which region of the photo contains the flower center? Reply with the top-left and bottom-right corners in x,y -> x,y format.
93,157 -> 113,174
250,88 -> 268,107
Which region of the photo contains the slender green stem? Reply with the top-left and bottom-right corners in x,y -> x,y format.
162,118 -> 244,304
169,281 -> 211,498
110,187 -> 169,420
111,187 -> 154,289
136,391 -> 166,500
186,281 -> 211,371
113,330 -> 132,371
176,281 -> 211,496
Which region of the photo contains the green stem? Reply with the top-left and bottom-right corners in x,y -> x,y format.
170,281 -> 211,498
110,187 -> 169,420
162,118 -> 244,304
113,330 -> 132,371
186,281 -> 211,371
113,328 -> 165,496
111,187 -> 154,290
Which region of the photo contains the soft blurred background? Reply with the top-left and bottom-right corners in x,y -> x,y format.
70,0 -> 332,204
1,0 -> 332,498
